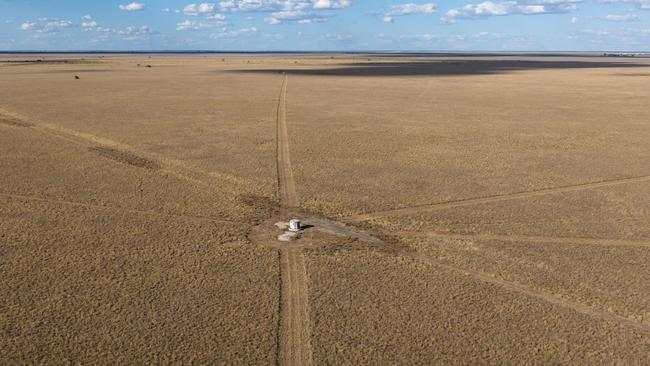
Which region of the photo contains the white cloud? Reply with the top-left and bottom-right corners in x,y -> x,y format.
264,8 -> 329,24
116,25 -> 154,40
176,19 -> 224,30
313,0 -> 351,9
571,15 -> 578,23
298,17 -> 325,23
599,0 -> 650,10
20,22 -> 36,31
443,0 -> 579,23
162,8 -> 181,13
387,3 -> 436,16
382,3 -> 436,22
219,0 -> 304,11
184,3 -> 216,15
81,15 -> 92,20
325,33 -> 352,40
82,21 -> 98,27
19,19 -> 77,33
211,26 -> 257,37
604,13 -> 639,21
249,0 -> 349,24
47,20 -> 74,28
269,10 -> 308,20
177,20 -> 203,30
207,13 -> 227,19
119,2 -> 145,11
218,0 -> 351,23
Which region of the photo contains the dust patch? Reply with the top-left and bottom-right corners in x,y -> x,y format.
90,146 -> 160,170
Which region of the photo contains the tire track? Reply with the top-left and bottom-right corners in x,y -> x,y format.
347,175 -> 650,222
0,192 -> 234,224
273,74 -> 312,366
0,108 -> 247,196
276,74 -> 298,209
400,230 -> 650,248
403,251 -> 650,334
279,248 -> 313,366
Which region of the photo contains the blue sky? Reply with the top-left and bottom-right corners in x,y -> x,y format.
1,0 -> 650,51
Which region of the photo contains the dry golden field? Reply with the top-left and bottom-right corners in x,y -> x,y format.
1,53 -> 650,364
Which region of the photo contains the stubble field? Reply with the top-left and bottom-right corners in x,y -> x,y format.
1,53 -> 649,364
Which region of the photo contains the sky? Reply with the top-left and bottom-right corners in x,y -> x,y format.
1,0 -> 650,51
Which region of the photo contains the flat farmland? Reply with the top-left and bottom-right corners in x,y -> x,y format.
305,245 -> 650,365
358,183 -> 650,240
0,55 -> 282,202
284,59 -> 650,217
2,54 -> 650,364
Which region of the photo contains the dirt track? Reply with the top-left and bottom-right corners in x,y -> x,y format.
347,174 -> 650,222
274,74 -> 314,366
279,249 -> 313,366
402,251 -> 650,334
0,108 -> 253,219
276,74 -> 297,209
404,230 -> 650,248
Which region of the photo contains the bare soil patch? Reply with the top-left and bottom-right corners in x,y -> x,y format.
0,116 -> 33,128
90,146 -> 161,170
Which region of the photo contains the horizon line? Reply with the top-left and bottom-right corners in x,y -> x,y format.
2,50 -> 650,55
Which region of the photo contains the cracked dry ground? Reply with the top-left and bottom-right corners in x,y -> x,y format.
2,55 -> 650,365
